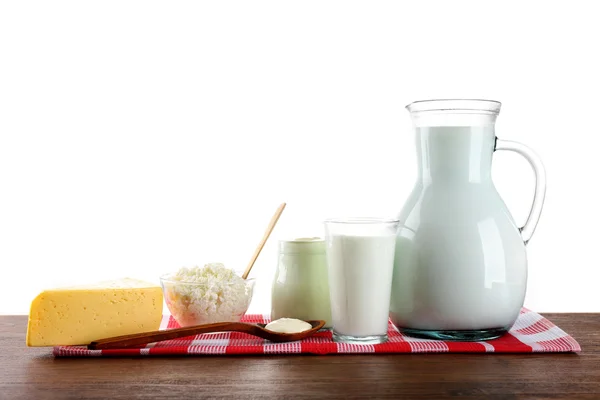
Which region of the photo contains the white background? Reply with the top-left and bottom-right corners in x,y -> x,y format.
1,1 -> 598,315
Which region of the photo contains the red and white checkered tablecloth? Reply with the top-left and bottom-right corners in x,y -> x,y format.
53,308 -> 580,356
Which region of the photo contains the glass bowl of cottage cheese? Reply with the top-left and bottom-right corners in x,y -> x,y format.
160,263 -> 255,327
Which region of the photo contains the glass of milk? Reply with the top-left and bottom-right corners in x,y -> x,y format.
324,218 -> 399,344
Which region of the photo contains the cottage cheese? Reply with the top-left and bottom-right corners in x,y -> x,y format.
161,263 -> 253,326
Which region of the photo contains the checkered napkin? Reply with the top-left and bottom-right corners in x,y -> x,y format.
53,308 -> 580,356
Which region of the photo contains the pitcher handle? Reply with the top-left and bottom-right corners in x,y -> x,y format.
494,138 -> 547,245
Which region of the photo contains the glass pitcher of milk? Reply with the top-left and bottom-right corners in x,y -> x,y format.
391,99 -> 546,341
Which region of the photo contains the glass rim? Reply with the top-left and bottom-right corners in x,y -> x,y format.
324,217 -> 400,225
279,236 -> 324,243
406,99 -> 501,115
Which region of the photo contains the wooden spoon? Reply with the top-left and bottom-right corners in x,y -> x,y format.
88,319 -> 325,350
241,202 -> 286,279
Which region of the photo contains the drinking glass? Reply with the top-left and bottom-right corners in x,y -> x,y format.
324,218 -> 399,344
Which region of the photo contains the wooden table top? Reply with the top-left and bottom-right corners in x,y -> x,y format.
1,314 -> 599,399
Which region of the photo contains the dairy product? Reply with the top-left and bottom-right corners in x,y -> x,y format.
326,233 -> 397,339
271,237 -> 332,327
391,220 -> 527,331
26,278 -> 163,346
390,125 -> 528,335
265,318 -> 312,333
161,263 -> 253,326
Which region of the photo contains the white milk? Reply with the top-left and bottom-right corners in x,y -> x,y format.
390,126 -> 528,334
326,234 -> 396,338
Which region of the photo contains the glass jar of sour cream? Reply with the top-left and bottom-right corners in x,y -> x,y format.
271,237 -> 332,328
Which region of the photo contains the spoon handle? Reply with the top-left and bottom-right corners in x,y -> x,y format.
88,322 -> 251,350
241,202 -> 286,280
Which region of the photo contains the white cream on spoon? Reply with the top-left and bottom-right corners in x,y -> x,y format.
265,318 -> 313,334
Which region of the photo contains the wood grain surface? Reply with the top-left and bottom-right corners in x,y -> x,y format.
1,314 -> 599,399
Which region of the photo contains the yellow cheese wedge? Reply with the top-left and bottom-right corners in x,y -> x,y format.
26,278 -> 163,347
